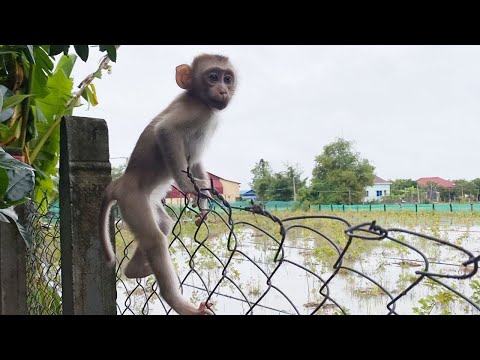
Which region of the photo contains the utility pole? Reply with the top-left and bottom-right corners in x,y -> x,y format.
348,190 -> 352,205
292,175 -> 296,201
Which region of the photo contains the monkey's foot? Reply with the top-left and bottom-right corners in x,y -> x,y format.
198,302 -> 214,315
124,261 -> 153,279
195,210 -> 209,226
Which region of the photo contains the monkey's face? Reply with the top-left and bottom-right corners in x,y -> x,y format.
203,67 -> 235,110
200,67 -> 235,110
179,56 -> 237,111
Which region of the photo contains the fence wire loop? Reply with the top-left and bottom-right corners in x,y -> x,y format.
345,221 -> 389,240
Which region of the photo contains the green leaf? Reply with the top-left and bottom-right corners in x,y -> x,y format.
22,45 -> 35,64
1,196 -> 31,208
25,109 -> 37,143
48,45 -> 66,56
4,160 -> 35,202
28,54 -> 72,205
0,168 -> 8,198
0,209 -> 32,247
74,45 -> 89,62
1,94 -> 32,111
33,69 -> 73,123
0,206 -> 17,221
85,84 -> 98,106
0,85 -> 14,122
31,104 -> 47,123
0,148 -> 35,205
100,45 -> 117,62
30,46 -> 54,99
93,69 -> 103,79
0,148 -> 33,171
55,54 -> 77,78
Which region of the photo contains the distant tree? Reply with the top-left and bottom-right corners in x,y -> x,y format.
250,160 -> 307,201
310,138 -> 375,204
391,179 -> 417,195
452,179 -> 476,202
471,178 -> 480,201
250,159 -> 273,201
112,161 -> 127,180
268,163 -> 307,201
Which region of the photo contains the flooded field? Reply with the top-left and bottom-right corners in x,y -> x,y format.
115,211 -> 480,315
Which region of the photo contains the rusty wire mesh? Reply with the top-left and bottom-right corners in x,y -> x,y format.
114,173 -> 480,315
24,195 -> 62,315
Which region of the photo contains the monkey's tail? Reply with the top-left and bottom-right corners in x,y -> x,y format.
99,182 -> 117,268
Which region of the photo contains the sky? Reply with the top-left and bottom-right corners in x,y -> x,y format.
70,45 -> 480,189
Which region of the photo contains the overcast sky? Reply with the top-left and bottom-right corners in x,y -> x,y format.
70,45 -> 480,189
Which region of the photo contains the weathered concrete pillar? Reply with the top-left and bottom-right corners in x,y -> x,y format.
60,116 -> 116,315
0,205 -> 27,314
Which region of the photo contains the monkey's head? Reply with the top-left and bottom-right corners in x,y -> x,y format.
176,54 -> 236,111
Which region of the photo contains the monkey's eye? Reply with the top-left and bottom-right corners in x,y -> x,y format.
208,73 -> 219,82
224,75 -> 233,84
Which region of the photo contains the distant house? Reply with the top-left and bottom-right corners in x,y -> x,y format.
416,177 -> 455,202
164,172 -> 240,205
364,176 -> 392,202
240,189 -> 257,200
416,177 -> 455,189
212,173 -> 241,202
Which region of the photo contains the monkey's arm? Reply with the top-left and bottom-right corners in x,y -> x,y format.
156,127 -> 198,194
190,162 -> 212,225
190,162 -> 212,208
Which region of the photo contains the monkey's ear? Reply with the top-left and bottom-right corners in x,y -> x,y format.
176,64 -> 192,89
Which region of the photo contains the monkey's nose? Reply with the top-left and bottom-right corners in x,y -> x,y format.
219,89 -> 227,95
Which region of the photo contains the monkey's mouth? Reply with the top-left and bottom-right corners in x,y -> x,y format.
210,100 -> 228,110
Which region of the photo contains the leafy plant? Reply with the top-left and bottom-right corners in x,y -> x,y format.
0,45 -> 117,209
470,279 -> 480,305
0,147 -> 34,246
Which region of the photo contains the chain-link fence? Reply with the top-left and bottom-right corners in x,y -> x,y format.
25,196 -> 62,315
19,171 -> 480,315
114,177 -> 480,315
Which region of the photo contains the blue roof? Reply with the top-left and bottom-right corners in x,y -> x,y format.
240,189 -> 256,196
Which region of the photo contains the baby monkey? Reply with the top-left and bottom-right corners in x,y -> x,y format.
99,54 -> 236,315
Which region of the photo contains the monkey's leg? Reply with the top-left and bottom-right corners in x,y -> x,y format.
124,247 -> 151,279
124,204 -> 174,279
119,193 -> 210,314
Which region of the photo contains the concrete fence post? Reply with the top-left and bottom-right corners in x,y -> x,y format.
0,205 -> 27,314
60,116 -> 116,315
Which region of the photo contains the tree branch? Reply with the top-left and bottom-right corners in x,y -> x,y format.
67,45 -> 121,109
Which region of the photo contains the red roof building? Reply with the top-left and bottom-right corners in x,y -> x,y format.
416,177 -> 455,189
374,176 -> 391,184
166,172 -> 223,198
165,172 -> 240,204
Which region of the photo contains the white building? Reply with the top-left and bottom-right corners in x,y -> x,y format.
364,176 -> 392,202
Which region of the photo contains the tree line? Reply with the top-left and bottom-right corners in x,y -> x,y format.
250,138 -> 375,204
249,138 -> 480,205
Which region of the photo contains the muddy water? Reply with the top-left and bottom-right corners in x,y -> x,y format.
116,216 -> 480,315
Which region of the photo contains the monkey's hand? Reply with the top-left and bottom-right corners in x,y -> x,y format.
195,209 -> 208,226
193,178 -> 211,189
198,301 -> 214,315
